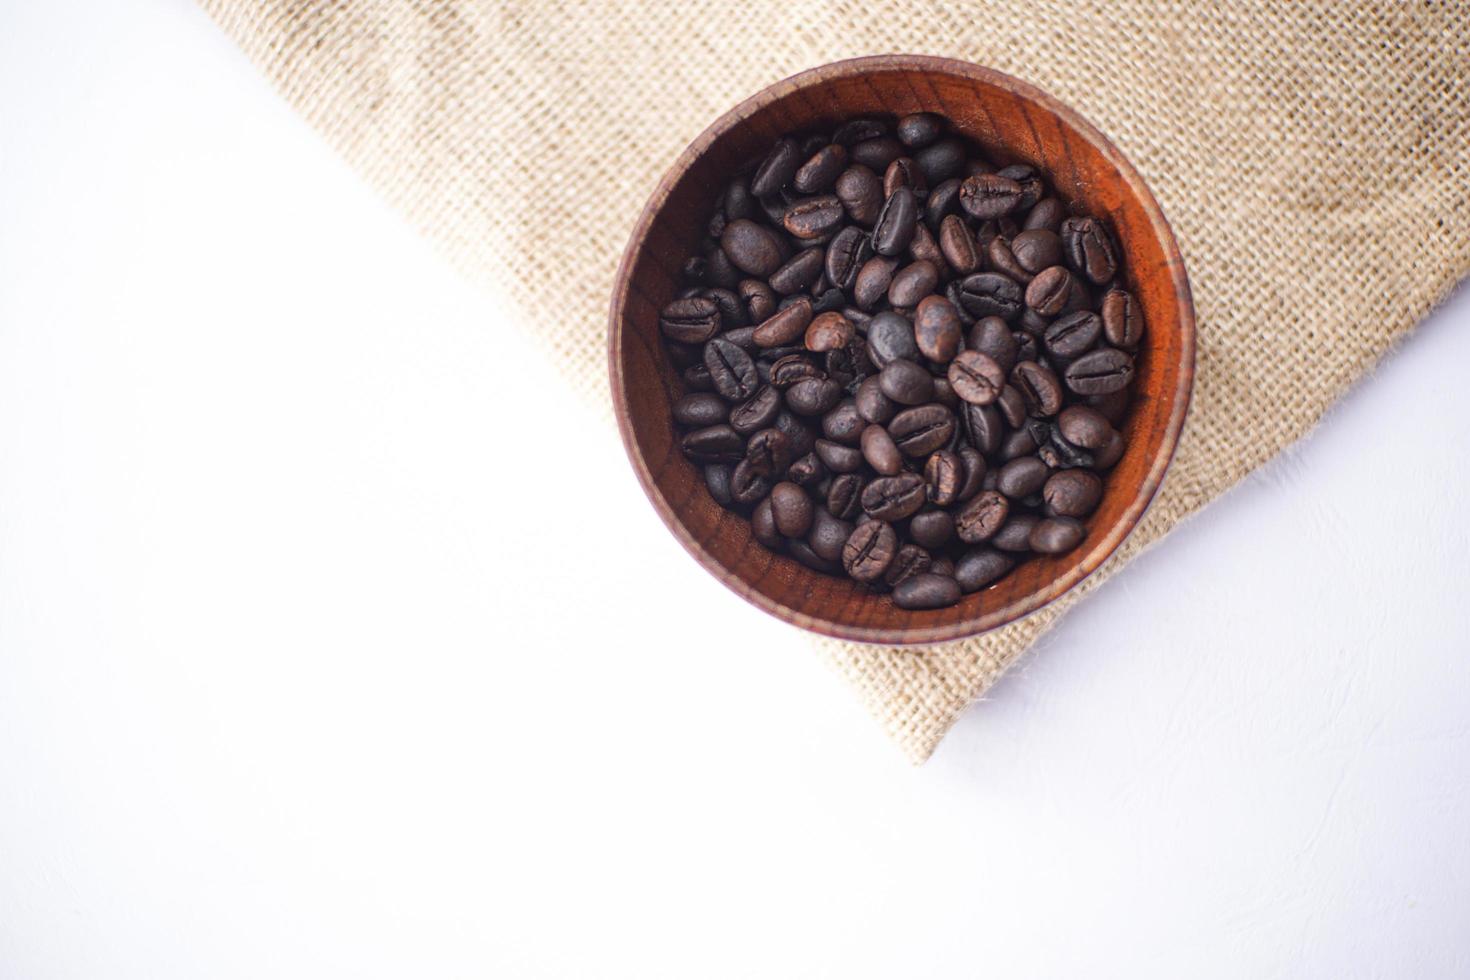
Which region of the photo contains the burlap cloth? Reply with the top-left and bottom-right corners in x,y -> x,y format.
200,0 -> 1470,762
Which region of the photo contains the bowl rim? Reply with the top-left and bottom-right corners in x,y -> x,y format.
608,53 -> 1196,645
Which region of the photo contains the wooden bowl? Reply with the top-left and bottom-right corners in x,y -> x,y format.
608,55 -> 1195,645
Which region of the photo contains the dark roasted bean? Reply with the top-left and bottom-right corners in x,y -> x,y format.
1043,469 -> 1103,518
992,515 -> 1039,552
996,455 -> 1049,498
842,520 -> 898,582
924,449 -> 963,507
835,165 -> 884,226
1061,216 -> 1118,284
807,507 -> 853,562
783,195 -> 845,239
957,272 -> 1024,321
1010,228 -> 1063,273
915,294 -> 963,363
955,549 -> 1014,592
786,451 -> 826,487
682,424 -> 744,463
1030,516 -> 1086,554
1012,360 -> 1064,416
1023,197 -> 1065,232
879,359 -> 935,406
1043,310 -> 1103,359
728,386 -> 781,434
751,496 -> 782,547
959,402 -> 1003,454
937,213 -> 980,274
956,446 -> 987,502
849,136 -> 904,172
861,473 -> 927,521
853,256 -> 899,311
826,472 -> 866,520
1025,265 -> 1075,317
805,311 -> 855,352
855,375 -> 896,424
860,423 -> 904,476
744,427 -> 793,476
888,260 -> 940,307
833,118 -> 888,146
814,437 -> 864,474
872,187 -> 918,256
968,316 -> 1019,374
926,179 -> 964,231
769,481 -> 814,537
785,376 -> 843,415
888,404 -> 956,457
892,573 -> 961,610
955,490 -> 1009,544
987,235 -> 1032,283
659,296 -> 721,343
909,509 -> 954,550
1093,430 -> 1126,469
959,174 -> 1023,219
731,458 -> 773,506
720,218 -> 784,277
704,337 -> 759,401
1057,405 -> 1113,449
915,138 -> 966,184
768,246 -> 825,295
1064,348 -> 1134,395
751,138 -> 801,197
865,311 -> 920,367
884,156 -> 927,196
768,353 -> 822,389
793,144 -> 848,194
883,544 -> 932,587
1101,287 -> 1144,349
825,226 -> 871,290
820,399 -> 866,445
673,392 -> 729,428
897,112 -> 944,148
947,350 -> 1007,405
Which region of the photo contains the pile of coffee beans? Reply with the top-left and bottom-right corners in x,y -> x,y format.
659,112 -> 1141,611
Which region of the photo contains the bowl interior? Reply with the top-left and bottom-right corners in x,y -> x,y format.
610,56 -> 1193,645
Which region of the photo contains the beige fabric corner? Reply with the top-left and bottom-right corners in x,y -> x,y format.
198,0 -> 1470,762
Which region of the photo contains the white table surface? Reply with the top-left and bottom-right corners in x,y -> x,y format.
3,2 -> 1468,977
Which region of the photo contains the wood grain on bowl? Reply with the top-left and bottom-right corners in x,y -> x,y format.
609,55 -> 1195,645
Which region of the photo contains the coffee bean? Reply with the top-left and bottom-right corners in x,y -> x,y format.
924,449 -> 963,506
673,391 -> 729,428
827,472 -> 866,520
682,362 -> 714,392
883,543 -> 932,587
1023,197 -> 1065,232
825,226 -> 871,291
1010,228 -> 1063,274
703,337 -> 760,401
915,138 -> 965,184
888,260 -> 940,307
787,537 -> 842,573
861,473 -> 927,521
872,187 -> 918,256
1012,360 -> 1064,416
768,352 -> 822,389
937,214 -> 980,274
883,156 -> 927,196
855,375 -> 896,424
996,383 -> 1028,429
1093,430 -> 1126,469
889,404 -> 956,457
833,118 -> 888,146
959,174 -> 1023,219
849,137 -> 904,172
702,287 -> 747,327
955,549 -> 1014,592
897,112 -> 944,148
737,279 -> 777,322
700,463 -> 734,506
987,235 -> 1033,283
743,427 -> 793,476
659,296 -> 721,343
959,402 -> 1003,454
814,438 -> 863,473
786,451 -> 826,487
968,317 -> 1019,374
1043,469 -> 1102,518
914,295 -> 963,363
1101,287 -> 1144,349
731,458 -> 773,506
728,385 -> 781,434
681,423 -> 743,463
720,218 -> 784,277
860,423 -> 904,475
996,455 -> 1049,498
1064,348 -> 1134,395
751,138 -> 801,197
957,272 -> 1024,321
1042,310 -> 1103,360
909,509 -> 954,549
834,165 -> 884,226
1030,516 -> 1086,554
819,400 -> 865,445
805,311 -> 854,352
1057,405 -> 1113,449
892,572 -> 961,610
1061,216 -> 1118,284
956,446 -> 987,502
879,359 -> 935,406
947,349 -> 1006,405
764,247 -> 819,295
751,496 -> 782,547
998,426 -> 1038,462
992,514 -> 1039,552
865,311 -> 920,367
807,507 -> 854,561
853,256 -> 898,311
769,481 -> 814,537
906,222 -> 945,269
926,179 -> 963,231
773,410 -> 816,456
793,144 -> 847,194
783,195 -> 845,239
785,376 -> 843,415
1025,265 -> 1075,317
955,490 -> 1009,544
842,520 -> 898,582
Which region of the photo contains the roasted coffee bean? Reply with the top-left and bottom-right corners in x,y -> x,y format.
955,490 -> 1009,544
897,112 -> 944,148
853,256 -> 899,311
758,301 -> 817,351
959,402 -> 1003,454
892,572 -> 961,610
931,376 -> 959,409
1023,197 -> 1065,232
924,449 -> 963,506
659,296 -> 721,343
682,362 -> 714,392
879,359 -> 935,406
1030,516 -> 1086,554
723,178 -> 755,220
682,424 -> 744,463
1025,265 -> 1075,317
906,222 -> 945,270
783,195 -> 845,239
1043,469 -> 1103,518
751,137 -> 800,197
764,247 -> 821,295
793,144 -> 847,194
702,463 -> 734,506
959,173 -> 1023,219
807,507 -> 854,562
995,164 -> 1042,210
888,260 -> 940,307
1044,310 -> 1103,359
998,426 -> 1038,462
914,295 -> 963,363
738,279 -> 778,322
1060,216 -> 1118,284
1093,430 -> 1126,469
937,214 -> 980,274
872,187 -> 918,256
957,272 -> 1024,321
842,520 -> 898,582
987,235 -> 1033,283
865,311 -> 920,367
955,549 -> 1014,592
861,473 -> 927,521
992,514 -> 1039,552
968,317 -> 1019,374
787,451 -> 826,487
855,375 -> 896,424
673,392 -> 729,428
768,352 -> 823,389
814,435 -> 864,473
1012,360 -> 1064,416
883,156 -> 927,196
1039,426 -> 1094,470
909,509 -> 954,550
996,455 -> 1049,498
744,427 -> 793,476
704,337 -> 759,401
826,473 -> 866,520
926,179 -> 963,230
787,538 -> 841,573
720,326 -> 758,352
860,423 -> 904,475
731,458 -> 772,506
821,400 -> 866,445
956,446 -> 987,502
785,376 -> 843,415
947,350 -> 1006,405
849,136 -> 904,172
805,311 -> 854,352
944,281 -> 978,326
834,165 -> 884,226
704,245 -> 741,288
720,218 -> 784,277
702,287 -> 746,327
1056,405 -> 1113,449
825,226 -> 871,290
996,383 -> 1028,429
1010,228 -> 1063,273
915,138 -> 966,184
833,118 -> 888,146
889,404 -> 956,457
728,386 -> 781,434
769,481 -> 814,537
751,496 -> 782,547
1101,287 -> 1144,349
773,410 -> 816,457
1064,348 -> 1134,395
812,287 -> 847,314
883,543 -> 932,587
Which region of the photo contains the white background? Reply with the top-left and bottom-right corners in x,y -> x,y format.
3,2 -> 1469,978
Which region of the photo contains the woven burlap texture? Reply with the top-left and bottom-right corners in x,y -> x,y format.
199,0 -> 1470,762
